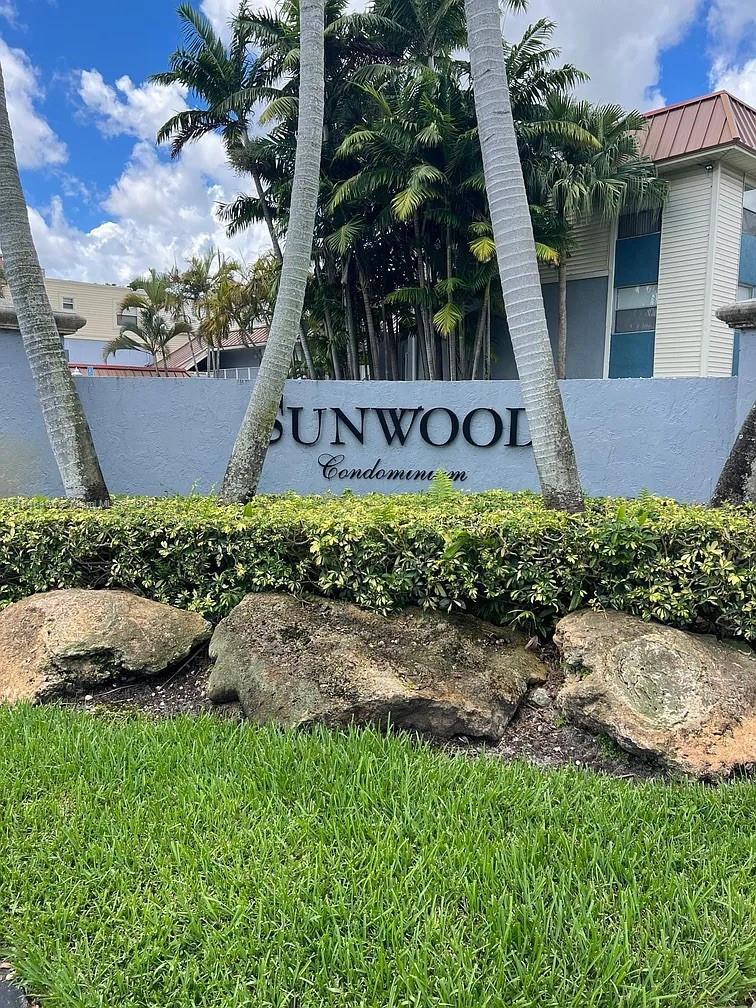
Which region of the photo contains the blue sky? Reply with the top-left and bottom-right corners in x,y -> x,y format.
1,0 -> 756,284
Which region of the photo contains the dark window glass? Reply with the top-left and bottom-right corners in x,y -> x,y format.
617,207 -> 663,239
615,306 -> 657,333
743,207 -> 756,237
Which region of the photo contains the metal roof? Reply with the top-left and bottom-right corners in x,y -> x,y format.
164,327 -> 268,370
640,91 -> 756,164
69,363 -> 190,378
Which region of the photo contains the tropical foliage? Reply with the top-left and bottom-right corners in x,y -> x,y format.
104,308 -> 192,374
115,252 -> 281,375
1,493 -> 754,639
153,0 -> 663,381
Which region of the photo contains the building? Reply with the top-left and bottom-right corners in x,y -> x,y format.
39,277 -> 147,366
492,90 -> 756,380
163,329 -> 268,378
0,273 -> 147,366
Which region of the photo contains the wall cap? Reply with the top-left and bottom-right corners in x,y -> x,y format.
0,298 -> 87,336
716,299 -> 756,328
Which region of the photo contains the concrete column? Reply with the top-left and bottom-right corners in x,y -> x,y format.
713,299 -> 756,503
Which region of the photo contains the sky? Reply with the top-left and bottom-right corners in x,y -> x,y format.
1,0 -> 756,286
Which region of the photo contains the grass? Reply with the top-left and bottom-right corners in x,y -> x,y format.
0,707 -> 754,1008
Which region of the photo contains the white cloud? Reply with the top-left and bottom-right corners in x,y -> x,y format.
503,0 -> 699,110
200,0 -> 244,40
0,36 -> 67,168
712,57 -> 756,105
0,2 -> 16,25
707,0 -> 756,52
6,69 -> 267,284
707,1 -> 756,105
29,133 -> 270,285
79,70 -> 188,142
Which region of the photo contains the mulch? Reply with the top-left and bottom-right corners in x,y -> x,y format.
58,647 -> 665,781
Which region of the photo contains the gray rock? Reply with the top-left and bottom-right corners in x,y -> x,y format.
528,687 -> 552,708
555,610 -> 756,778
0,979 -> 26,1008
207,593 -> 545,741
0,589 -> 211,704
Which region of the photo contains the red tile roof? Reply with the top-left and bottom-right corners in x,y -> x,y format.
69,363 -> 190,378
164,327 -> 268,370
641,91 -> 756,164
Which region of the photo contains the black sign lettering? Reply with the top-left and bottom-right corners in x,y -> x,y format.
331,407 -> 369,445
419,407 -> 460,446
462,408 -> 504,447
374,407 -> 424,445
289,406 -> 325,446
506,407 -> 532,447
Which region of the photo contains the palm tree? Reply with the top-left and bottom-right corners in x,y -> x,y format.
121,268 -> 177,315
154,4 -> 318,378
463,0 -> 583,511
0,59 -> 110,505
220,0 -> 325,502
530,98 -> 666,378
104,307 -> 192,374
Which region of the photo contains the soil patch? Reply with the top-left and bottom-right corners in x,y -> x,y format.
57,645 -> 665,780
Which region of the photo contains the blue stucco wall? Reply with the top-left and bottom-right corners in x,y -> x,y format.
492,276 -> 608,379
2,327 -> 752,503
64,337 -> 150,367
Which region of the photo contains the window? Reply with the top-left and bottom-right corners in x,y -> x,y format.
617,207 -> 663,239
62,297 -> 74,310
117,310 -> 138,327
614,284 -> 657,333
738,284 -> 755,301
743,184 -> 756,237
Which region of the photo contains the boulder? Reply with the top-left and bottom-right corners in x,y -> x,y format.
207,593 -> 544,741
555,610 -> 756,778
0,589 -> 211,704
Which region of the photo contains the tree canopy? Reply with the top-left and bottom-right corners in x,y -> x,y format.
152,0 -> 663,381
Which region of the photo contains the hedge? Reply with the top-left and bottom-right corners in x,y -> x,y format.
0,491 -> 754,640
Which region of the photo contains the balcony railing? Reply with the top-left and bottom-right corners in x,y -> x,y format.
192,368 -> 257,381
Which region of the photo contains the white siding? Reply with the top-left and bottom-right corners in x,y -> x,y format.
654,168 -> 714,376
706,165 -> 743,375
539,215 -> 611,284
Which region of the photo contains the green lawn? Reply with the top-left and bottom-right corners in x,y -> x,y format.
0,707 -> 754,1008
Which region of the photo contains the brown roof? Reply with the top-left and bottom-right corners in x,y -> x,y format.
164,327 -> 268,370
69,363 -> 190,378
640,91 -> 756,164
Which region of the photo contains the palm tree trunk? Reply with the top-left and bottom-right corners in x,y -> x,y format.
342,258 -> 360,379
315,258 -> 342,379
458,313 -> 467,381
252,168 -> 284,263
356,255 -> 382,380
253,166 -> 316,379
464,0 -> 584,511
0,60 -> 110,505
470,282 -> 491,379
323,309 -> 342,379
446,229 -> 457,380
383,306 -> 399,381
298,321 -> 317,379
556,258 -> 568,380
220,0 -> 324,502
484,300 -> 491,379
413,213 -> 436,380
